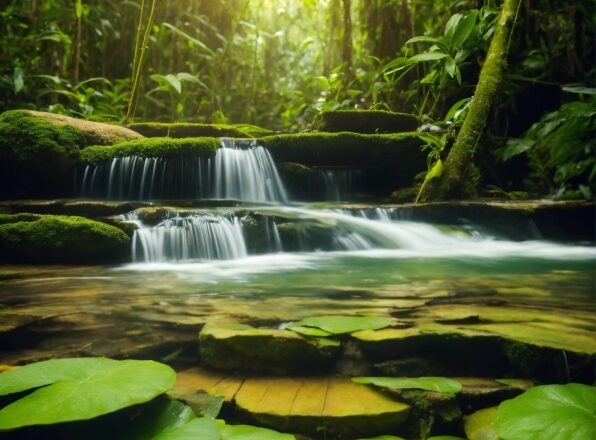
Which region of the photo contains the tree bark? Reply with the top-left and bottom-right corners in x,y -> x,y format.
341,0 -> 354,81
416,0 -> 520,202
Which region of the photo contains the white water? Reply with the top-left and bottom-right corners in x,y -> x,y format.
214,138 -> 288,202
80,139 -> 287,203
127,206 -> 596,264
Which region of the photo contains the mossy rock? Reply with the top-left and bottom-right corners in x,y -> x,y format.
127,122 -> 272,138
0,213 -> 43,225
0,200 -> 145,218
0,215 -> 130,264
80,137 -> 220,164
390,186 -> 420,203
320,110 -> 419,134
0,110 -> 141,198
174,367 -> 410,439
260,132 -> 424,169
198,322 -> 339,374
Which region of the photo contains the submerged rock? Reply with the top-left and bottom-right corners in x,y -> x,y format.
319,110 -> 419,134
0,215 -> 130,264
198,322 -> 339,374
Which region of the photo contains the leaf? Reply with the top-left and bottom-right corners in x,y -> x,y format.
355,436 -> 406,440
289,315 -> 391,335
162,22 -> 214,56
426,159 -> 443,180
445,97 -> 471,122
406,36 -> 440,45
154,417 -> 220,440
13,67 -> 24,94
428,437 -> 467,440
0,358 -> 175,429
220,423 -> 295,439
352,377 -> 462,394
562,86 -> 596,95
127,399 -> 197,439
408,52 -> 449,63
495,383 -> 596,440
164,74 -> 182,94
444,56 -> 457,79
286,325 -> 332,337
452,10 -> 479,48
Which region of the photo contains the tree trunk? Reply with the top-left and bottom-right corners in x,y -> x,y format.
416,0 -> 520,202
341,0 -> 353,81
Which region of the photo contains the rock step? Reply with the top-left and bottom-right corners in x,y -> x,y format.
127,122 -> 273,138
319,110 -> 419,134
173,367 -> 410,439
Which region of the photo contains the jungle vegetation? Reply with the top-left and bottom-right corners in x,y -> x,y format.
0,0 -> 594,199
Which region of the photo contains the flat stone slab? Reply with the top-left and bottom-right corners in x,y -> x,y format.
199,322 -> 339,374
175,367 -> 410,439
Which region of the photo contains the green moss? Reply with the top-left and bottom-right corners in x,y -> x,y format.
0,110 -> 87,198
320,110 -> 418,134
128,122 -> 273,138
0,213 -> 43,225
260,132 -> 424,167
0,215 -> 130,264
80,137 -> 221,164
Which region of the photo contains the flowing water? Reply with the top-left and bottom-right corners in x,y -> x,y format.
2,139 -> 595,367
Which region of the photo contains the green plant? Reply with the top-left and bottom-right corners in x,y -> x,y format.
0,358 -> 175,429
495,383 -> 596,440
495,97 -> 596,199
352,377 -> 462,394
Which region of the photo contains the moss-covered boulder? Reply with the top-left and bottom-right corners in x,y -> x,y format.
0,110 -> 141,198
0,200 -> 146,218
80,137 -> 220,164
198,322 -> 340,374
0,215 -> 130,264
319,110 -> 418,134
128,122 -> 272,138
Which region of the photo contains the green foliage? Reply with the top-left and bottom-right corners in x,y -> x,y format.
352,377 -> 462,394
289,315 -> 391,335
219,422 -> 296,439
0,215 -> 130,264
81,137 -> 221,164
495,99 -> 595,199
495,384 -> 596,440
0,358 -> 176,430
152,417 -> 219,440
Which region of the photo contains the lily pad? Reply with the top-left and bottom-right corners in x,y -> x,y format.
352,377 -> 462,394
289,315 -> 391,335
0,357 -> 175,429
495,383 -> 596,440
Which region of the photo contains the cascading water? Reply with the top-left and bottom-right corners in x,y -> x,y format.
79,139 -> 287,203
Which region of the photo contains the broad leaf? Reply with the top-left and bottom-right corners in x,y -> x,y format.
495,383 -> 596,440
355,436 -> 405,440
0,358 -> 175,429
164,74 -> 182,94
406,36 -> 440,45
289,315 -> 391,335
426,159 -> 444,180
127,399 -> 196,439
408,52 -> 449,63
352,377 -> 462,394
154,417 -> 220,440
452,10 -> 479,48
220,423 -> 295,439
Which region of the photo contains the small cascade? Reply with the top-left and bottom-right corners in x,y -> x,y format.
214,138 -> 288,202
317,168 -> 362,202
132,215 -> 247,262
79,139 -> 287,203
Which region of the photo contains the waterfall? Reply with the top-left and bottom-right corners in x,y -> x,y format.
79,139 -> 287,203
214,138 -> 288,202
132,215 -> 248,262
317,168 -> 361,202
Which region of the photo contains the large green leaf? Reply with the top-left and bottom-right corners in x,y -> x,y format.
289,315 -> 391,335
451,10 -> 479,48
355,436 -> 405,440
154,417 -> 220,440
127,399 -> 197,439
0,358 -> 175,430
352,377 -> 462,394
495,383 -> 596,440
219,423 -> 295,439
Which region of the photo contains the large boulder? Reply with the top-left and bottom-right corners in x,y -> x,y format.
0,215 -> 130,264
0,110 -> 142,198
320,110 -> 419,134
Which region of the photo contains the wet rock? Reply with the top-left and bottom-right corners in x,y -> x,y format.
198,322 -> 340,374
0,200 -> 145,217
319,110 -> 419,134
174,367 -> 410,439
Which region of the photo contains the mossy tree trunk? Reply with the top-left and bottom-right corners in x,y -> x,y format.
416,0 -> 520,202
342,0 -> 354,81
